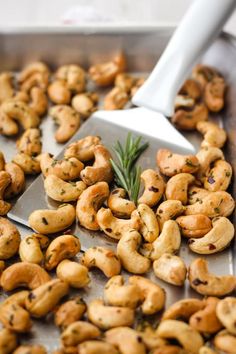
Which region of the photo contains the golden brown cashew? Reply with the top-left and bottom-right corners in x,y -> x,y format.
25,279 -> 69,317
162,298 -> 204,321
104,275 -> 143,308
56,259 -> 90,288
64,135 -> 101,161
13,345 -> 47,354
105,327 -> 146,354
76,182 -> 109,230
48,80 -> 71,104
78,340 -> 118,354
0,109 -> 18,136
204,160 -> 232,192
97,207 -> 140,240
115,73 -> 135,92
153,254 -> 187,286
0,151 -> 5,170
188,186 -> 212,205
89,53 -> 126,87
0,217 -> 21,259
72,92 -> 98,119
29,86 -> 48,116
55,297 -> 86,329
129,275 -> 165,315
196,147 -> 224,181
152,346 -> 187,354
216,297 -> 236,335
0,171 -> 11,215
189,297 -> 222,334
133,203 -> 159,242
214,330 -> 236,354
138,169 -> 165,207
44,175 -> 86,202
176,214 -> 212,238
16,128 -> 42,156
157,149 -> 199,177
28,204 -> 76,234
165,173 -> 195,205
40,153 -> 84,180
185,191 -> 235,218
49,105 -> 81,143
156,320 -> 204,354
45,234 -> 80,270
117,230 -> 151,274
61,321 -> 100,347
87,299 -> 134,329
12,153 -> 41,174
108,188 -> 136,218
137,326 -> 167,351
188,258 -> 236,296
172,103 -> 208,130
80,145 -> 113,185
4,162 -> 25,199
0,328 -> 18,354
0,262 -> 51,291
196,121 -> 227,148
0,72 -> 14,103
130,77 -> 146,97
18,61 -> 49,91
20,71 -> 49,92
205,76 -> 225,112
192,64 -> 220,87
104,87 -> 129,110
180,78 -> 202,99
81,246 -> 121,278
56,64 -> 86,93
156,200 -> 185,230
188,216 -> 234,254
19,233 -> 49,264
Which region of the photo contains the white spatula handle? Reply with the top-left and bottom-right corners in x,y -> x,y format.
132,0 -> 236,117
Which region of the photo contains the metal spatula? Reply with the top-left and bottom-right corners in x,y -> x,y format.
8,0 -> 236,250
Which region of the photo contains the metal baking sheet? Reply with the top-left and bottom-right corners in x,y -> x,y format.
0,28 -> 236,351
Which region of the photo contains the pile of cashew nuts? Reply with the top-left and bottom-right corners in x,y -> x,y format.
0,57 -> 235,354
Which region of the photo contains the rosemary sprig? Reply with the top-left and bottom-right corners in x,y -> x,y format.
110,133 -> 149,204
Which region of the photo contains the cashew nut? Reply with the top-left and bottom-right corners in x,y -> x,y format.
162,298 -> 204,321
0,151 -> 5,170
104,86 -> 129,110
108,188 -> 136,218
0,171 -> 11,214
49,105 -> 81,143
64,135 -> 101,161
55,297 -> 86,329
196,121 -> 227,148
157,149 -> 199,177
180,78 -> 202,99
48,80 -> 71,104
188,258 -> 236,296
45,234 -> 80,270
165,173 -> 195,205
214,330 -> 236,354
188,216 -> 234,254
205,76 -> 225,112
133,203 -> 159,242
44,175 -> 86,202
78,340 -> 118,354
0,217 -> 20,259
19,233 -> 49,264
137,326 -> 167,351
156,319 -> 204,354
204,160 -> 232,192
188,186 -> 212,205
176,214 -> 212,238
138,169 -> 165,207
76,182 -> 109,230
172,103 -> 208,130
55,64 -> 86,93
129,275 -> 166,315
105,327 -> 146,354
0,72 -> 14,103
0,262 -> 51,291
16,128 -> 42,156
72,92 -> 98,119
61,321 -> 100,348
130,77 -> 145,97
153,254 -> 187,286
174,94 -> 195,110
216,297 -> 236,335
87,299 -> 134,329
12,153 -> 41,174
0,328 -> 18,354
18,61 -> 49,92
115,73 -> 135,93
156,200 -> 185,230
13,345 -> 47,354
80,145 -> 113,185
196,147 -> 224,181
192,64 -> 220,87
151,346 -> 188,354
56,259 -> 90,288
0,109 -> 18,136
117,230 -> 151,274
4,162 -> 25,199
29,87 -> 48,116
81,246 -> 121,278
28,203 -> 76,234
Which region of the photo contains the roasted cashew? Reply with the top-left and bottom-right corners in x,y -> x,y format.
162,298 -> 204,321
13,345 -> 47,354
55,297 -> 87,329
204,160 -> 232,192
12,153 -> 41,174
40,153 -> 84,180
55,64 -> 86,93
19,233 -> 49,264
78,340 -> 118,354
87,299 -> 134,329
174,94 -> 195,110
105,327 -> 146,354
48,80 -> 71,104
28,203 -> 76,234
115,73 -> 135,92
0,262 -> 51,291
97,207 -> 140,240
25,279 -> 69,317
0,109 -> 18,136
56,259 -> 90,288
80,144 -> 113,185
0,171 -> 11,215
129,275 -> 166,314
18,61 -> 49,92
117,230 -> 151,274
214,330 -> 236,354
108,188 -> 136,218
138,169 -> 165,207
133,203 -> 159,242
196,121 -> 227,148
44,175 -> 86,202
76,182 -> 109,230
72,92 -> 98,119
0,151 -> 5,170
176,214 -> 212,238
165,173 -> 195,205
104,275 -> 143,308
81,246 -> 121,278
189,297 -> 222,334
172,103 -> 208,130
142,220 -> 181,261
205,76 -> 225,112
137,326 -> 167,351
188,186 -> 212,205
192,64 -> 220,88
188,258 -> 236,296
16,128 -> 42,156
29,86 -> 48,116
216,297 -> 236,335
130,77 -> 145,97
45,234 -> 80,270
156,319 -> 204,354
0,328 -> 18,354
64,135 -> 101,161
0,72 -> 14,103
4,162 -> 25,199
61,321 -> 100,348
180,77 -> 202,98
49,105 -> 81,143
185,191 -> 235,218
188,216 -> 234,254
151,346 -> 187,354
89,53 -> 126,86
0,217 -> 20,259
196,147 -> 224,181
157,149 -> 199,176
156,200 -> 185,230
104,86 -> 129,110
153,254 -> 187,286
